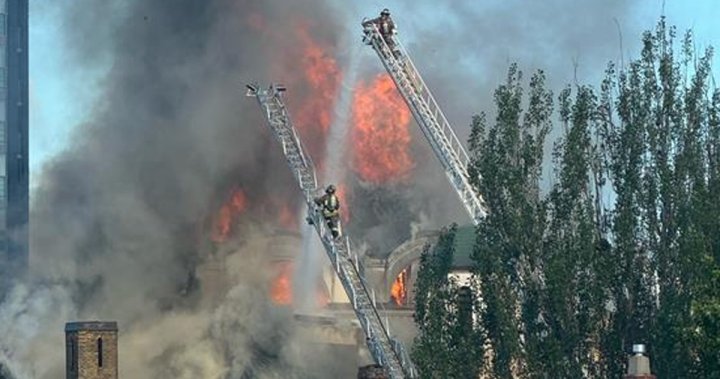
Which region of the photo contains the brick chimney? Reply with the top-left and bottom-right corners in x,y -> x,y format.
624,344 -> 656,379
65,321 -> 118,379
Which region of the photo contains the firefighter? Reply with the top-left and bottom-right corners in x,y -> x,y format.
314,185 -> 341,239
363,8 -> 397,53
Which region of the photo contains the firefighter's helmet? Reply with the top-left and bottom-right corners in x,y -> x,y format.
381,8 -> 390,16
326,185 -> 336,194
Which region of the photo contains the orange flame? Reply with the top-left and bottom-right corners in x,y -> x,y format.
336,184 -> 350,224
271,261 -> 294,305
292,26 -> 342,163
352,74 -> 413,184
316,284 -> 330,307
243,15 -> 342,172
270,261 -> 330,307
390,266 -> 410,306
211,188 -> 247,242
278,202 -> 298,230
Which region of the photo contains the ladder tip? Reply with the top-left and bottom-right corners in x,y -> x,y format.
245,83 -> 259,96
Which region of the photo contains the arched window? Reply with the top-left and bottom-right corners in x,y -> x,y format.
97,337 -> 103,367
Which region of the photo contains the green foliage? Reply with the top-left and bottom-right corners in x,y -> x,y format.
472,66 -> 552,378
411,17 -> 719,379
599,17 -> 720,377
412,225 -> 484,379
541,84 -> 610,378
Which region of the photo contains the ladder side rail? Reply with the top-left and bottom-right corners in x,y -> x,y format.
305,196 -> 397,373
390,34 -> 471,168
262,91 -> 318,194
392,337 -> 418,377
330,242 -> 372,347
265,92 -> 308,174
301,174 -> 404,377
335,241 -> 408,377
344,239 -> 414,374
354,255 -> 392,342
316,230 -> 404,377
362,24 -> 470,169
362,24 -> 488,222
364,32 -> 456,176
250,84 -> 412,378
333,239 -> 403,370
363,25 -> 470,185
275,110 -> 315,191
367,34 -> 486,222
277,98 -> 317,189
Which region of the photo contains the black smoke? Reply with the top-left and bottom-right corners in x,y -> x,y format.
1,0 -> 646,377
4,0 -> 355,377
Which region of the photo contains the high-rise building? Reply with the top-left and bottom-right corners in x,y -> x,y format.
65,321 -> 119,379
0,0 -> 29,287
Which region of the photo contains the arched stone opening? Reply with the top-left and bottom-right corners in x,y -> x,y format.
383,231 -> 440,307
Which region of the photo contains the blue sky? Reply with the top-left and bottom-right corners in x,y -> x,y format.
28,1 -> 719,194
29,1 -> 109,193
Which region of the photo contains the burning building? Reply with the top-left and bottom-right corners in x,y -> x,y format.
0,1 -> 480,377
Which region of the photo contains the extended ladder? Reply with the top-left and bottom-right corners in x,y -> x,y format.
246,84 -> 417,379
361,20 -> 488,224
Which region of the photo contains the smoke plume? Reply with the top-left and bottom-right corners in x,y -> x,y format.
3,0 -> 356,377
1,0 -> 644,377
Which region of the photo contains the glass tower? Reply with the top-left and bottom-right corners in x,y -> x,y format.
0,0 -> 28,289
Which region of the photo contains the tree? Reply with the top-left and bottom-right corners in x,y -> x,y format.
470,65 -> 552,378
599,18 -> 720,376
412,224 -> 484,378
533,84 -> 611,377
412,17 -> 720,379
411,225 -> 460,378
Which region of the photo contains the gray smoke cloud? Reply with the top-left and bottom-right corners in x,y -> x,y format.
376,0 -> 645,211
398,0 -> 648,200
343,0 -> 644,254
3,0 -> 356,377
1,0 -> 648,377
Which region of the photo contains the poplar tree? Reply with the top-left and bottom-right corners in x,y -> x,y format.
470,66 -> 551,378
412,17 -> 719,379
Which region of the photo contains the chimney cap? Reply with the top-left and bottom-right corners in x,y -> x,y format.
65,321 -> 118,332
632,344 -> 646,354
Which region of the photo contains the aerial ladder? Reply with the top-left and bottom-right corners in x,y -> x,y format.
246,83 -> 418,379
361,17 -> 488,225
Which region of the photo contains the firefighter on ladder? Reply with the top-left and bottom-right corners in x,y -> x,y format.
362,8 -> 400,58
312,185 -> 341,239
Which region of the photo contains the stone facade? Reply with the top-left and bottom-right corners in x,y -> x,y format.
65,321 -> 118,379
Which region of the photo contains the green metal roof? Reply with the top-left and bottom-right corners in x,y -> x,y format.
451,225 -> 476,269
